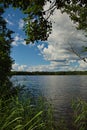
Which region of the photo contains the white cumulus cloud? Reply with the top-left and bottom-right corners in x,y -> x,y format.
12,63 -> 27,71
37,8 -> 87,71
12,34 -> 26,46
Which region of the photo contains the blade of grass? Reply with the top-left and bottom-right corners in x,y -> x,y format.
23,111 -> 43,128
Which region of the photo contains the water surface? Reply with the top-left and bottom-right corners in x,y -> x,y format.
12,75 -> 87,120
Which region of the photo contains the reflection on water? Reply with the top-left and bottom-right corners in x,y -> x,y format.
11,75 -> 87,119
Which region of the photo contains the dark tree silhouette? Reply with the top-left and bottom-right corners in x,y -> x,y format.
0,5 -> 14,98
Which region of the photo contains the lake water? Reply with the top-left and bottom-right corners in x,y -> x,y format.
12,75 -> 87,121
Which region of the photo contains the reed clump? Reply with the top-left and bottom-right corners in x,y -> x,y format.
0,86 -> 87,130
0,89 -> 54,130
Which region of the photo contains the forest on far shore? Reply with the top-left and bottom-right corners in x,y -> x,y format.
11,71 -> 87,75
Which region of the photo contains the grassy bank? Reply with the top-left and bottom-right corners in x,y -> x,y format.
0,86 -> 87,130
0,90 -> 54,130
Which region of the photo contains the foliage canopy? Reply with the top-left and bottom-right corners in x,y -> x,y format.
0,5 -> 14,98
0,7 -> 13,79
0,0 -> 87,43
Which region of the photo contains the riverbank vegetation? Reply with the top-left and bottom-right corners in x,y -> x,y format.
0,92 -> 87,130
0,92 -> 54,130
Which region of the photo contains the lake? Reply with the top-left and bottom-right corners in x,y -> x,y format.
12,75 -> 87,121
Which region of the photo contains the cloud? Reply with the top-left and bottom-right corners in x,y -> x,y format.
12,59 -> 87,72
77,60 -> 87,71
12,63 -> 19,70
18,65 -> 27,71
18,19 -> 24,29
12,61 -> 73,72
33,60 -> 86,72
12,63 -> 27,71
12,34 -> 26,46
37,44 -> 44,51
36,7 -> 87,71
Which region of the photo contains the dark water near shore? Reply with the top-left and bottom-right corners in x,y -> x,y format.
12,75 -> 87,122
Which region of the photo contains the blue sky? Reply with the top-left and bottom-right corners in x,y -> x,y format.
3,4 -> 87,72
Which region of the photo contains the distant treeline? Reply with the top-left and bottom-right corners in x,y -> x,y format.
11,71 -> 87,75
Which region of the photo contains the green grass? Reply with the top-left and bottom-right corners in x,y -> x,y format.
0,92 -> 54,130
72,98 -> 87,130
0,87 -> 87,130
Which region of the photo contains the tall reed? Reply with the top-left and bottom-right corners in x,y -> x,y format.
0,93 -> 54,130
